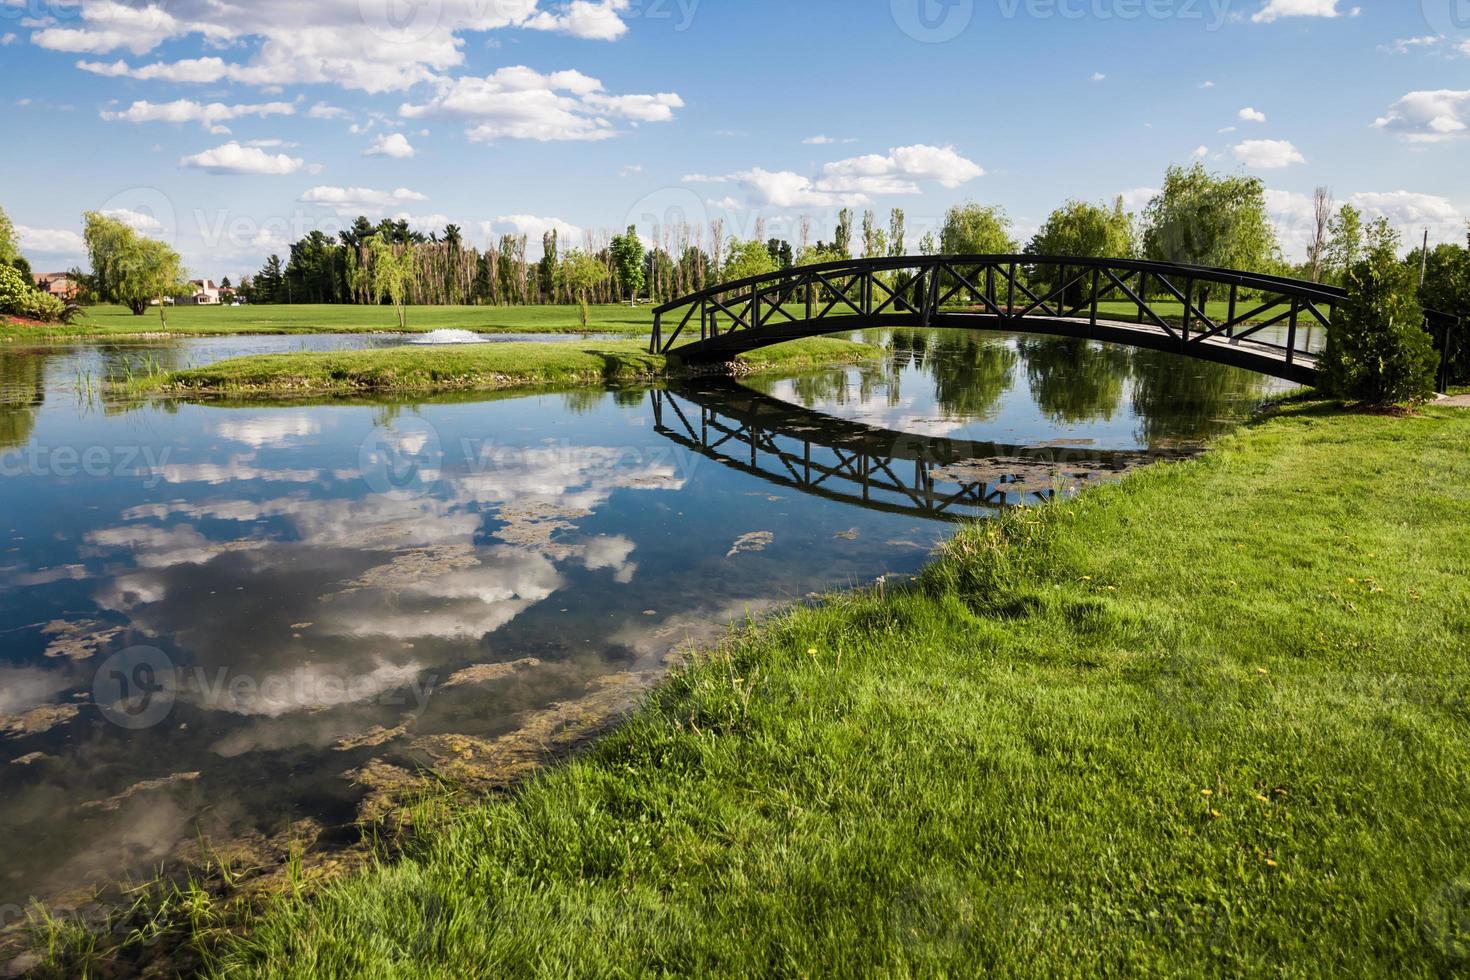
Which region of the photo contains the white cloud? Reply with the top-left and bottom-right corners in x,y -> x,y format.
1231,139 -> 1306,168
399,66 -> 682,142
0,33 -> 16,46
101,98 -> 294,130
1191,145 -> 1209,158
1266,188 -> 1468,259
1251,0 -> 1360,24
1374,90 -> 1470,144
1238,106 -> 1266,122
181,141 -> 305,175
1350,191 -> 1468,245
685,168 -> 866,208
51,1 -> 640,95
1218,126 -> 1238,134
300,186 -> 429,218
101,208 -> 164,233
490,215 -> 584,251
1382,36 -> 1444,55
1091,72 -> 1106,82
365,132 -> 416,158
17,225 -> 85,253
307,102 -> 350,120
1119,187 -> 1159,211
1199,80 -> 1215,89
803,135 -> 837,145
816,144 -> 984,196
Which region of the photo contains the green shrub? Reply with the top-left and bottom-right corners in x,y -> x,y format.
1321,249 -> 1438,405
0,264 -> 66,323
0,263 -> 31,313
19,290 -> 65,322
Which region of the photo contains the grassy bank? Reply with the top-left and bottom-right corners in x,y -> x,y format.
3,303 -> 655,339
120,401 -> 1463,977
123,337 -> 882,396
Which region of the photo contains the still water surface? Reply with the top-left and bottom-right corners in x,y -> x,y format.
0,329 -> 1285,918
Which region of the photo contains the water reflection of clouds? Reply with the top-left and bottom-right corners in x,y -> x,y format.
212,415 -> 324,449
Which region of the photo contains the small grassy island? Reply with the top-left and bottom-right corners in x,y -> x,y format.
121,337 -> 882,397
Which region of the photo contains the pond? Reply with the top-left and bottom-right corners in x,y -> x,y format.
0,329 -> 1288,927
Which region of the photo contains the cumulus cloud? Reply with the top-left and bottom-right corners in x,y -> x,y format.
1374,90 -> 1470,144
1231,139 -> 1306,168
180,142 -> 306,175
1238,106 -> 1266,122
365,132 -> 416,158
488,215 -> 585,253
687,144 -> 984,208
307,102 -> 350,120
1267,188 -> 1468,259
17,225 -> 85,253
48,0 -> 641,95
399,66 -> 682,142
101,98 -> 294,131
299,186 -> 429,217
1251,0 -> 1359,24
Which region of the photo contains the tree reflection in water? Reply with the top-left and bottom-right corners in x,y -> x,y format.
0,350 -> 46,451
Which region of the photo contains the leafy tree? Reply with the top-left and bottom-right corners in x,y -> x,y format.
721,239 -> 779,283
834,209 -> 854,257
82,212 -> 188,323
1321,226 -> 1438,405
0,205 -> 19,267
609,225 -> 646,305
1323,204 -> 1363,285
1141,163 -> 1277,272
919,231 -> 938,256
765,239 -> 794,269
368,236 -> 414,329
1411,233 -> 1470,385
888,209 -> 906,257
556,249 -> 608,327
1025,197 -> 1136,302
940,203 -> 1018,255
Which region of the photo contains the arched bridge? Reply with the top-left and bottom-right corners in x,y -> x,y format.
652,380 -> 1194,523
650,254 -> 1411,387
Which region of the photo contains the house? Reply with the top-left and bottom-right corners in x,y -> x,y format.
179,279 -> 223,306
33,273 -> 78,301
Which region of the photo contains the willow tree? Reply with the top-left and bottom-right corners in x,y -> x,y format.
368,235 -> 413,329
556,249 -> 608,327
82,212 -> 188,325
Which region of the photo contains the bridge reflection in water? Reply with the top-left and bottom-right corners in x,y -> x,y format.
652,379 -> 1196,523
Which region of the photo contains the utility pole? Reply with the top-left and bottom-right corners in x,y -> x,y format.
1419,228 -> 1429,288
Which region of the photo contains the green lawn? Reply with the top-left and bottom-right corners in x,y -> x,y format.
103,401 -> 1459,977
123,337 -> 883,396
4,303 -> 657,339
4,296 -> 1319,344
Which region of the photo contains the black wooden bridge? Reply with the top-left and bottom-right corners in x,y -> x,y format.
650,254 -> 1457,388
652,381 -> 1193,522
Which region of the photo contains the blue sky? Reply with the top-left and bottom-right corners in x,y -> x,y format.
1,0 -> 1467,279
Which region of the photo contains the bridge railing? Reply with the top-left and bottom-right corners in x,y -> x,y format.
651,254 -> 1351,367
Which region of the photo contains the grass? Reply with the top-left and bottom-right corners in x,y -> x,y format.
58,399 -> 1450,978
3,296 -> 1317,343
2,303 -> 656,339
120,337 -> 884,397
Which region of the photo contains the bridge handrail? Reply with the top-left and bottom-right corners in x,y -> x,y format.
653,253 -> 1350,316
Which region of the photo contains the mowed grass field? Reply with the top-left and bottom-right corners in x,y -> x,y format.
44,400 -> 1455,978
4,297 -> 1317,342
3,303 -> 658,338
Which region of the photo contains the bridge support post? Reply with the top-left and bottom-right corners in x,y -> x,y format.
1181,278 -> 1193,349
1286,300 -> 1299,365
651,312 -> 661,355
1227,284 -> 1238,339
